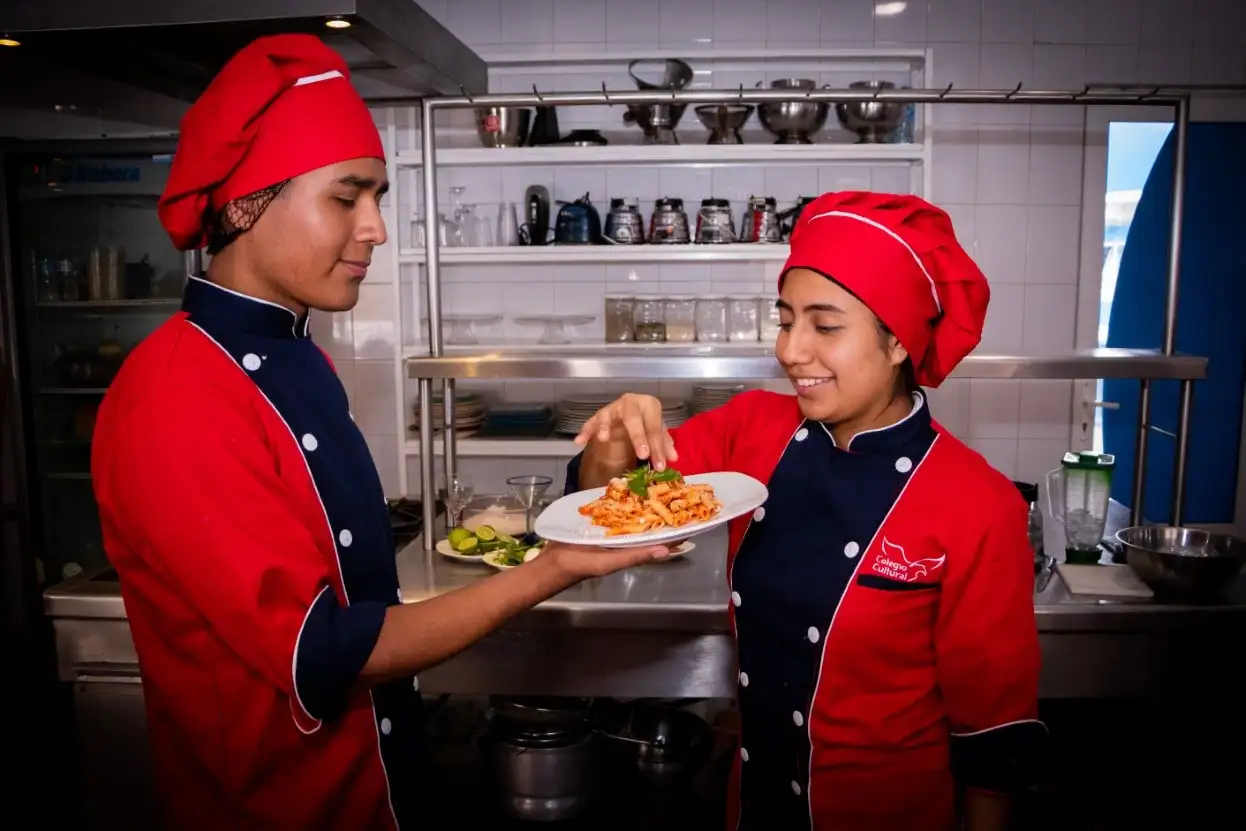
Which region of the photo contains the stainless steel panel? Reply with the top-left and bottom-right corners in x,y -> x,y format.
407,348 -> 1208,382
1,0 -> 487,108
74,678 -> 163,829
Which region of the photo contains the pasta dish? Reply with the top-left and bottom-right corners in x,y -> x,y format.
578,467 -> 722,536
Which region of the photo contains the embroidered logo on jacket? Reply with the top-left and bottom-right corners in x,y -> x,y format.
871,537 -> 947,583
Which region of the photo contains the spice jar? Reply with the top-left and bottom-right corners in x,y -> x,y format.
632,295 -> 666,342
663,296 -> 697,342
759,297 -> 781,340
728,295 -> 760,341
604,295 -> 634,342
695,296 -> 728,342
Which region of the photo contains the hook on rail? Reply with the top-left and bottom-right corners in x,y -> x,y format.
1006,82 -> 1023,99
1138,85 -> 1162,101
737,83 -> 745,103
532,84 -> 544,103
938,82 -> 953,99
1071,85 -> 1089,101
601,81 -> 611,105
459,85 -> 474,103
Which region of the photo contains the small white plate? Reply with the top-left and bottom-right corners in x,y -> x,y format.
482,541 -> 696,570
535,472 -> 767,548
435,538 -> 493,563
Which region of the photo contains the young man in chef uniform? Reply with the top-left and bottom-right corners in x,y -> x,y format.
570,191 -> 1047,831
91,35 -> 671,831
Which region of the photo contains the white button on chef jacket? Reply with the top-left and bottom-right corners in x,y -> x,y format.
895,456 -> 913,473
302,433 -> 318,452
807,626 -> 820,644
792,711 -> 804,727
380,718 -> 392,735
739,671 -> 749,687
731,591 -> 742,607
844,541 -> 860,558
794,427 -> 809,442
791,780 -> 802,796
753,506 -> 766,522
740,747 -> 750,762
242,353 -> 262,371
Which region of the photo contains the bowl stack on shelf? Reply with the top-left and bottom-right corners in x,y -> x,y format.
554,397 -> 616,436
691,384 -> 747,415
411,393 -> 486,438
479,404 -> 554,438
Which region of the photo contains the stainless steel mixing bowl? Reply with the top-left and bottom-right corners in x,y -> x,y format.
834,80 -> 905,143
757,78 -> 829,144
1116,525 -> 1246,602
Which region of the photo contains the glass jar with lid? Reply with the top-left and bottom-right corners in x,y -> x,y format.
758,297 -> 781,340
604,295 -> 634,342
728,295 -> 760,342
663,296 -> 697,342
695,296 -> 729,342
632,295 -> 666,342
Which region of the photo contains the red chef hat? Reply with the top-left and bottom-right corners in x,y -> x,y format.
778,191 -> 989,387
158,34 -> 385,251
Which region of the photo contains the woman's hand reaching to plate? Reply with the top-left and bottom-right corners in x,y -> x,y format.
574,393 -> 678,471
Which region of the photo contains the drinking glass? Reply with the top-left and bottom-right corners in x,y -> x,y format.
446,474 -> 474,530
507,475 -> 553,535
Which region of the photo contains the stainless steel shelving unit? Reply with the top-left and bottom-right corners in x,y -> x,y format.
409,85 -> 1199,548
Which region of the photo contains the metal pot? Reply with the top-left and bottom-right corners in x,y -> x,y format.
597,701 -> 713,782
1116,526 -> 1246,602
473,106 -> 532,148
486,696 -> 599,822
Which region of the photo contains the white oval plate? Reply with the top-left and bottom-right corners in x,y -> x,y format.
435,538 -> 494,563
482,541 -> 697,571
534,472 -> 768,548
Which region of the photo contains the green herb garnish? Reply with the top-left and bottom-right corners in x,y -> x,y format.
624,465 -> 682,499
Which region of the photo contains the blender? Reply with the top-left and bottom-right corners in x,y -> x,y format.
1045,452 -> 1116,565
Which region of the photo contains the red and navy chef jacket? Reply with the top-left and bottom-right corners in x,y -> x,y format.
565,389 -> 1044,831
93,276 -> 425,830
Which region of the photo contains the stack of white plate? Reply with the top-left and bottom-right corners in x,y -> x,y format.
691,384 -> 746,415
554,397 -> 614,436
661,398 -> 689,428
411,393 -> 486,436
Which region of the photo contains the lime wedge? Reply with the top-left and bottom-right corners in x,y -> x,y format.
455,536 -> 480,554
496,531 -> 517,544
475,525 -> 497,542
447,527 -> 473,548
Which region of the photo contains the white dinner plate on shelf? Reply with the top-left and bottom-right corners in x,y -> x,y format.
482,540 -> 697,570
534,472 -> 767,548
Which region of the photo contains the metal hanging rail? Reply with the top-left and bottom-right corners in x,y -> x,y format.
413,84 -> 1196,547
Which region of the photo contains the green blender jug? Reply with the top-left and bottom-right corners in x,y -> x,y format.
1045,451 -> 1116,565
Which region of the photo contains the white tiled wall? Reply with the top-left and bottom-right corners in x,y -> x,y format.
321,0 -> 1246,496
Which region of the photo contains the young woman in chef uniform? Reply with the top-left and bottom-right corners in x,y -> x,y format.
568,191 -> 1046,831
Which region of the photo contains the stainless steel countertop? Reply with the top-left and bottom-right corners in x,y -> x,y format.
48,521 -> 1246,633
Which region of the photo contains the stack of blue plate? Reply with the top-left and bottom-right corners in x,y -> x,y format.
480,404 -> 554,438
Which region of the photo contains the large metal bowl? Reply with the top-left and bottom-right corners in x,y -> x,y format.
758,78 -> 829,144
1116,525 -> 1246,602
834,80 -> 904,143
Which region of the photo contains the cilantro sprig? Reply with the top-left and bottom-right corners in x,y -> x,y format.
624,465 -> 682,498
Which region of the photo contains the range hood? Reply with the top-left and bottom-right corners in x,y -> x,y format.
0,0 -> 487,130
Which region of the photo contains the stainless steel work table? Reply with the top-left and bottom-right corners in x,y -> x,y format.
48,515 -> 1246,700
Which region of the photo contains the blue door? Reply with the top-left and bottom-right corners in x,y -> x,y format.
1103,124 -> 1246,524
